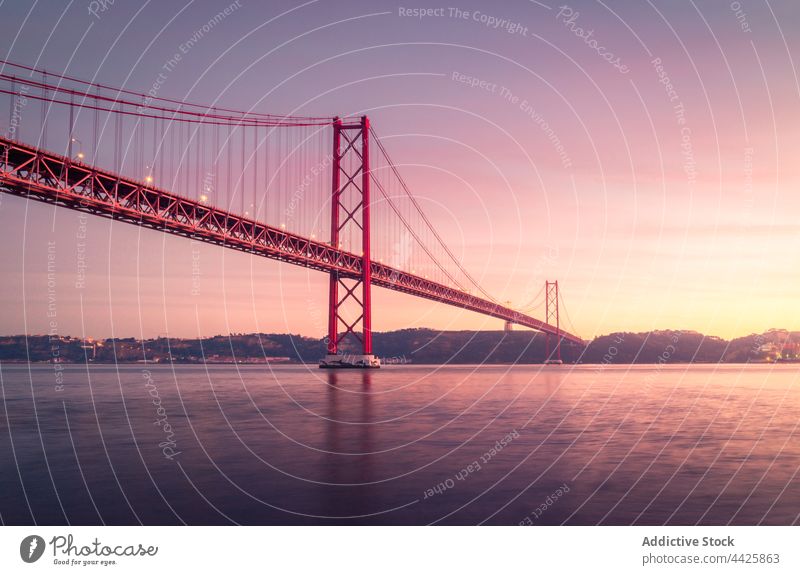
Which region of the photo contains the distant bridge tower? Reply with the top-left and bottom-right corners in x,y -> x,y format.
321,116 -> 380,368
544,280 -> 562,364
504,301 -> 514,331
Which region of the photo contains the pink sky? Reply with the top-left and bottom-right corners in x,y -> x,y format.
1,0 -> 799,341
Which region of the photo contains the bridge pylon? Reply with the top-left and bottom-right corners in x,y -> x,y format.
544,280 -> 563,365
320,116 -> 380,368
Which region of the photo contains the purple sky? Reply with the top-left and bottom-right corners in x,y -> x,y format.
1,0 -> 799,340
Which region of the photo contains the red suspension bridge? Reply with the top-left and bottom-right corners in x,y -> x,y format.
0,60 -> 583,367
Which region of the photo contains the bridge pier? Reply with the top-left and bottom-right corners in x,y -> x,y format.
321,116 -> 380,369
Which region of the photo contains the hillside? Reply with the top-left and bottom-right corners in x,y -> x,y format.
1,328 -> 797,364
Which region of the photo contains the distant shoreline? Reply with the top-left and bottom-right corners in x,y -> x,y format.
1,328 -> 797,365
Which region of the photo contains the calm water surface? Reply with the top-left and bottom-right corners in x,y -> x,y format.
1,364 -> 798,525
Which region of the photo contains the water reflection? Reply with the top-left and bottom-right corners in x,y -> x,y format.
320,370 -> 375,519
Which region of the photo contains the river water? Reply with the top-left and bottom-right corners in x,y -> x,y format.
1,363 -> 798,525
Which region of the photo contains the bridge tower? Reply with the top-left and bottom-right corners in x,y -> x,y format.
544,280 -> 562,364
504,301 -> 514,332
320,116 -> 380,368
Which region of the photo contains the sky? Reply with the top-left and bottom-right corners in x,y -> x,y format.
1,0 -> 799,341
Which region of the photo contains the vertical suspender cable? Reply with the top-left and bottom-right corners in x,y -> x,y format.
253,124 -> 257,220
68,92 -> 74,158
183,118 -> 188,195
41,72 -> 47,146
195,121 -> 201,198
151,108 -> 157,182
93,85 -> 99,164
227,123 -> 232,211
241,119 -> 245,215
